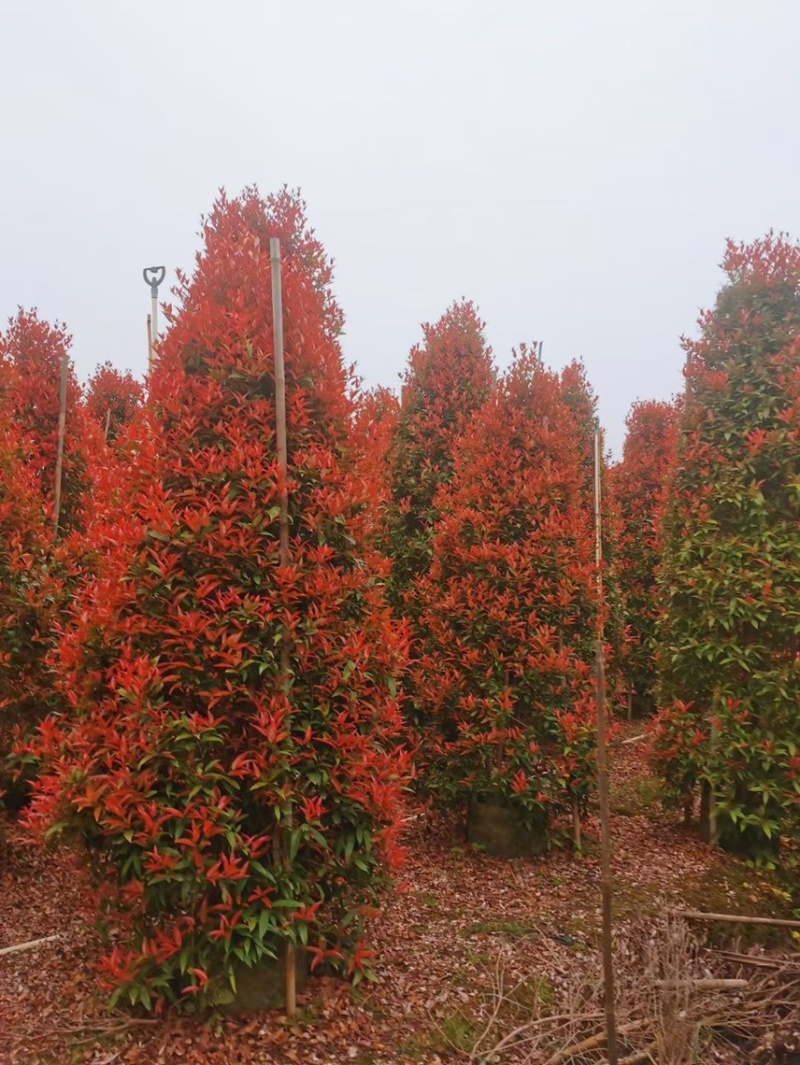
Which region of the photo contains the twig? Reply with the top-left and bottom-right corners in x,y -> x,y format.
620,734 -> 646,745
712,950 -> 786,969
0,934 -> 61,957
34,1019 -> 159,1036
471,950 -> 508,1054
475,1012 -> 604,1059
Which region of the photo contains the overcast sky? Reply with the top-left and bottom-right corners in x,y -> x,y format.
3,0 -> 799,454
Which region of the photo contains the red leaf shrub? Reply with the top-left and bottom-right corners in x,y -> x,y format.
350,384 -> 399,551
654,233 -> 800,857
0,378 -> 50,791
85,362 -> 144,444
413,348 -> 598,834
0,312 -> 104,795
613,400 -> 679,712
387,301 -> 495,607
0,310 -> 99,533
24,188 -> 410,1008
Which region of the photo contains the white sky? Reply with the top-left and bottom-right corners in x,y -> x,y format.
3,0 -> 799,454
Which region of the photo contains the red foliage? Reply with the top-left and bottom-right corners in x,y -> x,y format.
0,310 -> 99,534
24,188 -> 410,1007
85,362 -> 144,443
0,361 -> 50,776
350,385 -> 399,549
387,301 -> 495,602
613,399 -> 680,709
0,312 -> 107,784
413,348 -> 598,828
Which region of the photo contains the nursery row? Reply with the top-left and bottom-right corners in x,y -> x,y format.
1,189 -> 798,1010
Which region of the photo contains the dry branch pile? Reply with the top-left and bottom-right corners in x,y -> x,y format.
468,918 -> 800,1064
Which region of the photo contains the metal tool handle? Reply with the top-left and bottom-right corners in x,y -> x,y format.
143,265 -> 166,297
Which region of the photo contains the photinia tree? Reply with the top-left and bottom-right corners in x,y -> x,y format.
0,310 -> 97,534
654,233 -> 800,858
85,362 -> 144,444
413,348 -> 598,839
613,399 -> 679,713
24,188 -> 411,1009
386,300 -> 495,608
350,384 -> 399,552
0,357 -> 51,795
0,312 -> 105,798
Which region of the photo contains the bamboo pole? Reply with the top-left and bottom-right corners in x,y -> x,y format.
270,237 -> 296,1017
594,424 -> 618,1065
52,345 -> 69,538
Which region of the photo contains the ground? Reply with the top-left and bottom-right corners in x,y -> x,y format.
2,725 -> 798,1065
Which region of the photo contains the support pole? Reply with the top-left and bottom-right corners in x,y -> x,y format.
594,424 -> 617,1065
52,345 -> 69,538
270,237 -> 296,1017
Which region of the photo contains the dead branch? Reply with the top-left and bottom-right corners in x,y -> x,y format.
655,977 -> 748,990
0,934 -> 61,957
471,916 -> 800,1065
32,1018 -> 159,1037
712,950 -> 787,969
614,1051 -> 655,1065
675,909 -> 800,930
543,1019 -> 646,1065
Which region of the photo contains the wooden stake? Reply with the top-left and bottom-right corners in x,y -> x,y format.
52,345 -> 69,538
594,424 -> 618,1065
270,237 -> 296,1018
